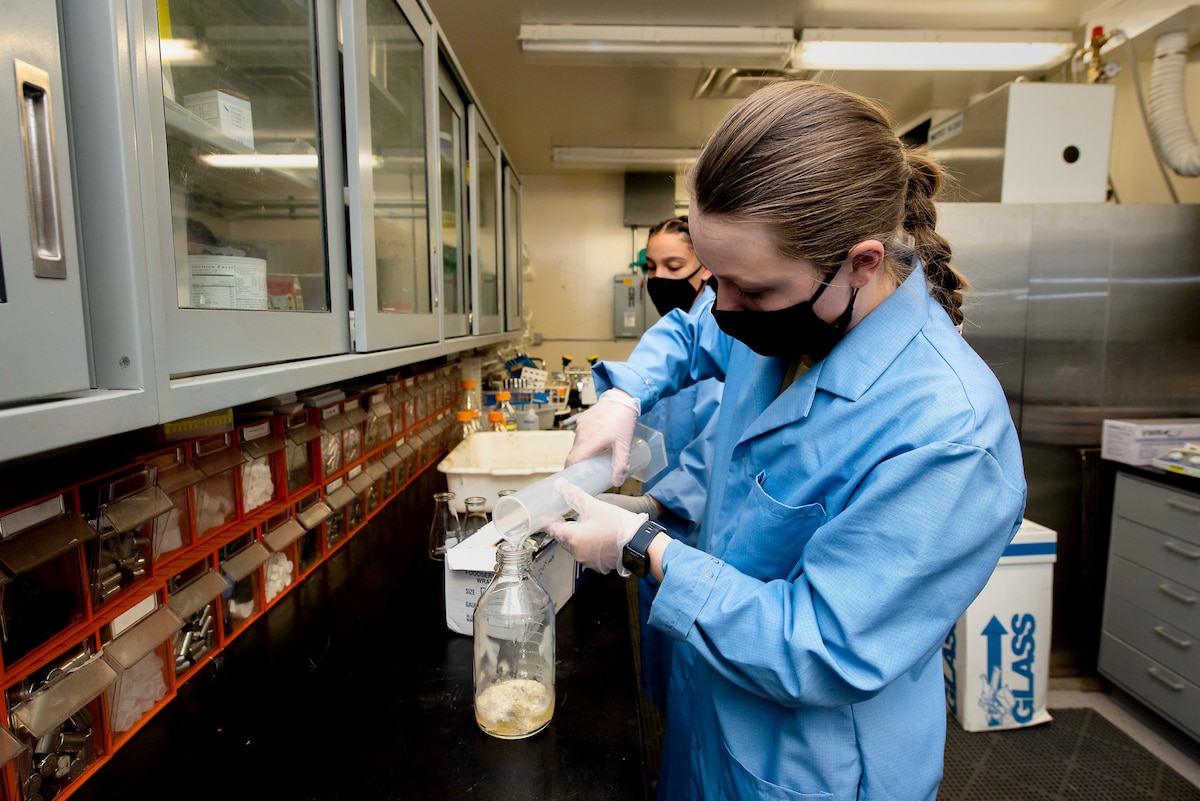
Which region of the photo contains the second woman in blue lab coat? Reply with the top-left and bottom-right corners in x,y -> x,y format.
546,80 -> 1027,800
600,215 -> 722,710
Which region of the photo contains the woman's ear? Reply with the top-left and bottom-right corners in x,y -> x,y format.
846,240 -> 885,287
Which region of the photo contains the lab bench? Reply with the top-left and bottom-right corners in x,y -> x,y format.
66,468 -> 649,800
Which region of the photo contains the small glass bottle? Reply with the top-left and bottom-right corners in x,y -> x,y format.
428,491 -> 462,560
455,410 -> 476,445
487,411 -> 507,433
462,496 -> 489,537
473,540 -> 555,739
494,391 -> 516,429
461,378 -> 479,418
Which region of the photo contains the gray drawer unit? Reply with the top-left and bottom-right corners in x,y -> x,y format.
1105,594 -> 1200,687
1110,518 -> 1200,591
1100,472 -> 1200,742
1108,556 -> 1200,637
1099,633 -> 1200,741
1114,474 -> 1200,543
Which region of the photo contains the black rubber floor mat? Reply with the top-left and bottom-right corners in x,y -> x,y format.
940,707 -> 1200,800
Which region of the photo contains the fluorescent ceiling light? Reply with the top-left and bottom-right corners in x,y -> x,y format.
552,147 -> 701,167
793,28 -> 1077,71
519,24 -> 795,68
201,153 -> 321,169
160,38 -> 214,65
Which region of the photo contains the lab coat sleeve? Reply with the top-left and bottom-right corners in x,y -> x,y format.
644,378 -> 722,524
649,440 -> 1026,708
593,302 -> 731,413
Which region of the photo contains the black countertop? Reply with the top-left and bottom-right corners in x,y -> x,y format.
71,469 -> 649,800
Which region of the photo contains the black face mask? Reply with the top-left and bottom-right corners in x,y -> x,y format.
647,266 -> 704,317
711,269 -> 858,360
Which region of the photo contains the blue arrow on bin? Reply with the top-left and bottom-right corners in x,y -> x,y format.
982,616 -> 1007,681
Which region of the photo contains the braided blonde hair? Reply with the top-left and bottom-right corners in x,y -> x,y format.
690,80 -> 968,325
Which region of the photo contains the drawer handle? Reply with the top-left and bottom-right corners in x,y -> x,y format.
1167,499 -> 1200,515
1159,584 -> 1198,604
1148,667 -> 1186,692
1153,625 -> 1192,649
1163,540 -> 1200,560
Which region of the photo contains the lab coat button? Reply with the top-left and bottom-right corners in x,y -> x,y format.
703,569 -> 713,579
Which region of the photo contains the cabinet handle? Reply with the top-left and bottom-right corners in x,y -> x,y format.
1167,499 -> 1200,515
1147,667 -> 1186,692
1158,583 -> 1198,605
14,60 -> 65,279
1153,625 -> 1192,649
1163,540 -> 1200,560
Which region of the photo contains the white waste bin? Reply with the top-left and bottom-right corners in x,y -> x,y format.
942,519 -> 1057,731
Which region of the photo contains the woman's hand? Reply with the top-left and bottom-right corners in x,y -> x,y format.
544,479 -> 646,576
565,389 -> 641,486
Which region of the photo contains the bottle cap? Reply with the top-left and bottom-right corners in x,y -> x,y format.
488,411 -> 505,422
496,391 -> 511,401
463,379 -> 476,388
456,411 -> 473,422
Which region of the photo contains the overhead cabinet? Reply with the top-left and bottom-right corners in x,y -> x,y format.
0,1 -> 90,406
1,0 -> 524,464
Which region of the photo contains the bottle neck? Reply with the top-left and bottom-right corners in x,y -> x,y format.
495,541 -> 533,574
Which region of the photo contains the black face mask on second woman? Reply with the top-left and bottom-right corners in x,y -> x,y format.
647,266 -> 705,317
710,267 -> 858,361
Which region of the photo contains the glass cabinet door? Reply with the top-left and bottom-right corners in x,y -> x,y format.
437,64 -> 470,339
0,0 -> 90,405
343,0 -> 438,351
502,162 -> 523,333
468,108 -> 501,335
152,0 -> 348,376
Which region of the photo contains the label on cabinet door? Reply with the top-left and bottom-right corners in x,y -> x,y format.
188,255 -> 268,310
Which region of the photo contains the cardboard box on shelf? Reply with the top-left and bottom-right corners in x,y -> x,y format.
183,89 -> 254,149
1101,418 -> 1200,467
444,522 -> 579,636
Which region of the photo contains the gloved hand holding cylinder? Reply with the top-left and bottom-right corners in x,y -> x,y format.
492,424 -> 665,544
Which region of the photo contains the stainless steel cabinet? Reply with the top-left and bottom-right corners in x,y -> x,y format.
344,0 -> 440,351
0,0 -> 90,405
1099,472 -> 1200,741
503,159 -> 523,333
469,108 -> 502,335
436,61 -> 469,339
0,0 -> 522,465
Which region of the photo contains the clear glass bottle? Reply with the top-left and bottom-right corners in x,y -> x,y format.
494,391 -> 516,429
455,410 -> 476,445
462,496 -> 489,537
473,540 -> 555,739
487,411 -> 507,433
428,491 -> 462,560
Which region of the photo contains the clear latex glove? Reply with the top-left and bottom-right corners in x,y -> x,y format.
597,492 -> 661,520
544,479 -> 647,576
565,389 -> 641,486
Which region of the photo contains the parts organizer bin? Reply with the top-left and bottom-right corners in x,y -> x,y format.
437,431 -> 575,513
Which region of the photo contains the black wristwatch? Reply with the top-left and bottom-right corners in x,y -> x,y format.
623,520 -> 666,578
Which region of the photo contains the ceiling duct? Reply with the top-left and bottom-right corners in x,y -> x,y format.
692,67 -> 809,100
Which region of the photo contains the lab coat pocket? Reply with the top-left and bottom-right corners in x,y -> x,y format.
722,471 -> 824,581
719,738 -> 834,800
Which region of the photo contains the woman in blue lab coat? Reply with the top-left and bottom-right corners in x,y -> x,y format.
545,80 -> 1027,800
599,215 -> 723,711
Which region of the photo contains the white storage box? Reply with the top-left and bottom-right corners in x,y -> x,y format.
1101,418 -> 1200,467
942,519 -> 1056,732
184,89 -> 254,149
444,523 -> 579,636
437,430 -> 574,513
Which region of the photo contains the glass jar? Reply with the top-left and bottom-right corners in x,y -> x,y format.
473,540 -> 555,739
462,496 -> 489,537
427,491 -> 462,560
486,411 -> 506,433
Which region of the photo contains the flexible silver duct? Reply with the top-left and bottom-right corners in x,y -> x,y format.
1149,30 -> 1200,177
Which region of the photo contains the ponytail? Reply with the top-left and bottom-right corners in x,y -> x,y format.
904,149 -> 968,326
